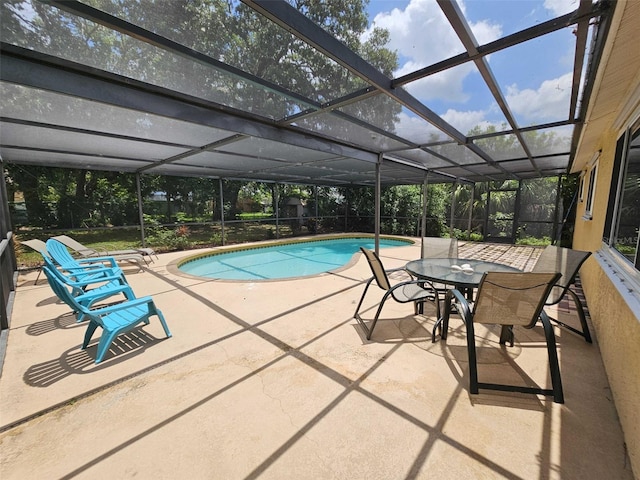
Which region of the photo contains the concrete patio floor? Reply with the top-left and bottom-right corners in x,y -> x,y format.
0,238 -> 634,479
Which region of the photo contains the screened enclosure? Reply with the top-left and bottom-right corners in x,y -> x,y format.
1,0 -> 613,185
0,0 -> 617,330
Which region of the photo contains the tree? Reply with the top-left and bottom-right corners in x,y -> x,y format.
2,0 -> 399,230
4,165 -> 54,227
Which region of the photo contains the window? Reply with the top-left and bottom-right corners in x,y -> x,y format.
604,117 -> 640,270
583,154 -> 599,220
578,171 -> 586,202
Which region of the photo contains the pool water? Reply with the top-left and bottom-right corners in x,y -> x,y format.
178,237 -> 411,280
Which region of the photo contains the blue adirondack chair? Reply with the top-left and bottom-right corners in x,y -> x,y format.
44,267 -> 171,363
42,255 -> 127,294
45,238 -> 126,284
42,262 -> 136,322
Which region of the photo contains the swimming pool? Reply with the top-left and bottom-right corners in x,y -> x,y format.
176,236 -> 413,280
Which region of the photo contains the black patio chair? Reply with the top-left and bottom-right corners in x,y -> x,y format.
421,236 -> 459,259
532,245 -> 592,343
354,247 -> 438,340
418,236 -> 460,316
442,271 -> 564,403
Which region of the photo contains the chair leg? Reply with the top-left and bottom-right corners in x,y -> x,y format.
155,308 -> 172,338
366,291 -> 394,340
465,318 -> 479,394
430,293 -> 444,342
95,330 -> 119,363
540,311 -> 564,403
568,288 -> 592,343
499,326 -> 514,346
467,318 -> 565,403
353,279 -> 375,339
415,289 -> 439,319
82,321 -> 100,349
547,288 -> 592,343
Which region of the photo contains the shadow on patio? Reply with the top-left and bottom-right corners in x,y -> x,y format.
0,240 -> 632,479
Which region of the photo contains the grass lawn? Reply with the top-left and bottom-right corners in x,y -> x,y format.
14,222 -> 308,268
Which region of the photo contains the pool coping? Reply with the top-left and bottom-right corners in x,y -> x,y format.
166,233 -> 415,282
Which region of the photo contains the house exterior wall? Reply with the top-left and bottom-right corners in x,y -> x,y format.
573,130 -> 640,475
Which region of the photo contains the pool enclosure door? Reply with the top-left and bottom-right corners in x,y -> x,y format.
485,185 -> 521,244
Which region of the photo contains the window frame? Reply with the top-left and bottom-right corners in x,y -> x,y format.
599,110 -> 640,315
605,115 -> 640,268
578,170 -> 586,203
583,152 -> 599,220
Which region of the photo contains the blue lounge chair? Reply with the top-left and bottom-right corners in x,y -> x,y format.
53,234 -> 150,267
44,266 -> 171,363
42,255 -> 127,295
20,239 -> 49,284
46,238 -> 126,283
42,260 -> 136,322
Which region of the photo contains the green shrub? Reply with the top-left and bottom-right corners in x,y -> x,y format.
517,236 -> 552,246
144,215 -> 193,250
210,232 -> 226,246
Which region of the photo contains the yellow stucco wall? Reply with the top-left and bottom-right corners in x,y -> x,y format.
573,132 -> 640,475
573,130 -> 616,252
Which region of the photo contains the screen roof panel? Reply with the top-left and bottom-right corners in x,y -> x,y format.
292,111 -> 412,152
0,83 -> 235,146
0,122 -> 190,160
82,0 -> 370,104
0,0 -> 614,186
0,147 -> 153,171
1,2 -> 308,120
172,151 -> 284,171
490,29 -> 577,127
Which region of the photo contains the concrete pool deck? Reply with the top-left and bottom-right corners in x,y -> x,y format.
0,239 -> 634,479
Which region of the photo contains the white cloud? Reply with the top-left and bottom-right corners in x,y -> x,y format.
441,109 -> 495,135
399,63 -> 473,102
543,0 -> 580,16
365,0 -> 573,133
394,111 -> 443,143
394,108 -> 501,142
506,72 -> 573,123
365,0 -> 501,103
365,0 -> 461,69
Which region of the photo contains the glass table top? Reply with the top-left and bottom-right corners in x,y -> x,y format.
405,257 -> 521,288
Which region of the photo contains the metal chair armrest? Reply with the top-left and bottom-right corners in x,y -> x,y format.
441,288 -> 472,340
76,256 -> 119,268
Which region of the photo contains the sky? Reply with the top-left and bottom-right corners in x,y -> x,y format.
362,0 -> 583,139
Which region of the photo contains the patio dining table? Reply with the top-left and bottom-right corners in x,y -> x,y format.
405,257 -> 521,342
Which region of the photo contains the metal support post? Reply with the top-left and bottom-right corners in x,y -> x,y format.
136,173 -> 146,247
218,178 -> 225,245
